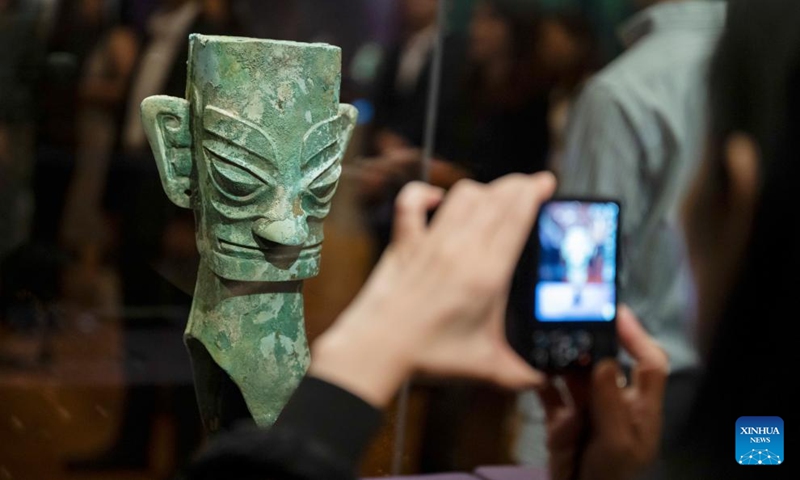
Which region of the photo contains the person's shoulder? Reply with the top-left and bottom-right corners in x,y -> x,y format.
571,73 -> 626,116
577,33 -> 717,121
598,25 -> 719,85
576,39 -> 661,109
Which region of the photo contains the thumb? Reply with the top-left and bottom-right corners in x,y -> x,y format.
489,345 -> 546,390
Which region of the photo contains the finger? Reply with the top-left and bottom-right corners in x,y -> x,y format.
436,173 -> 556,293
617,305 -> 668,367
392,182 -> 446,244
589,359 -> 629,436
546,407 -> 583,453
427,179 -> 487,236
617,305 -> 669,400
487,172 -> 557,272
418,337 -> 545,390
488,344 -> 546,390
545,408 -> 582,480
542,389 -> 586,480
561,371 -> 593,411
485,173 -> 555,227
538,379 -> 568,419
633,365 -> 668,418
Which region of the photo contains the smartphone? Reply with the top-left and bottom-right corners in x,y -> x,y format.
509,198 -> 621,373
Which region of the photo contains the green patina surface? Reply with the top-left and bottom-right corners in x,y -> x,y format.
189,261 -> 309,426
140,35 -> 357,427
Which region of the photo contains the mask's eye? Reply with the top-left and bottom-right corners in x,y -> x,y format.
308,162 -> 341,203
310,178 -> 338,200
206,148 -> 265,200
306,140 -> 342,200
306,140 -> 339,171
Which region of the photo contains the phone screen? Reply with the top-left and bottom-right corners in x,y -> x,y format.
534,200 -> 620,323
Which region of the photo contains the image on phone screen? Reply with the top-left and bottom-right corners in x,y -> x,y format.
535,200 -> 619,322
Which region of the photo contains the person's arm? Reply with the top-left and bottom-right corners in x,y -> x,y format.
183,173 -> 557,480
182,377 -> 381,480
557,80 -> 647,232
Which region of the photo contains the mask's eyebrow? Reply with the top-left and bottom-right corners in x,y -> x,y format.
301,114 -> 344,172
203,105 -> 279,168
203,140 -> 272,185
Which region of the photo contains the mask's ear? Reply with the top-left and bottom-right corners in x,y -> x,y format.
301,103 -> 359,176
338,103 -> 358,149
141,95 -> 193,208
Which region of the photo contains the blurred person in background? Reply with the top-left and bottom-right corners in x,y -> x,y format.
0,0 -> 47,262
366,0 -> 448,157
358,0 -> 552,259
513,0 -> 727,468
438,0 -> 550,184
367,0 -> 553,185
58,0 -> 139,288
357,0 -> 469,256
41,0 -> 111,152
29,0 -> 116,249
533,9 -> 602,171
0,0 -> 57,372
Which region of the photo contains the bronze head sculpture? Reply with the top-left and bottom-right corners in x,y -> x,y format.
141,35 -> 357,429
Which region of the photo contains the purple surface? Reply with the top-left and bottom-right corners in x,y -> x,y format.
474,465 -> 550,480
362,474 -> 478,480
361,466 -> 549,480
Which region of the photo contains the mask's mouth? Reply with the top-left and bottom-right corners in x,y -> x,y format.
217,238 -> 321,269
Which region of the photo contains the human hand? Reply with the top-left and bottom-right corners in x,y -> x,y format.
310,172 -> 557,407
541,305 -> 669,480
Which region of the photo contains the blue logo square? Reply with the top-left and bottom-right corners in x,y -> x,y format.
736,416 -> 784,465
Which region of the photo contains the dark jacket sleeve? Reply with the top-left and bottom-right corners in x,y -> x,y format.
181,377 -> 383,480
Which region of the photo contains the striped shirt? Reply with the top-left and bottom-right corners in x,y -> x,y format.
556,1 -> 727,372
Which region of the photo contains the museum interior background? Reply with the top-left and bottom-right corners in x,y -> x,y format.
0,0 -> 633,478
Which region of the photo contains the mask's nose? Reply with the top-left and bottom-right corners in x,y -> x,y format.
252,217 -> 309,247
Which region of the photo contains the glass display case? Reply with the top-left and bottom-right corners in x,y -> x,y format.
0,1 -> 612,478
